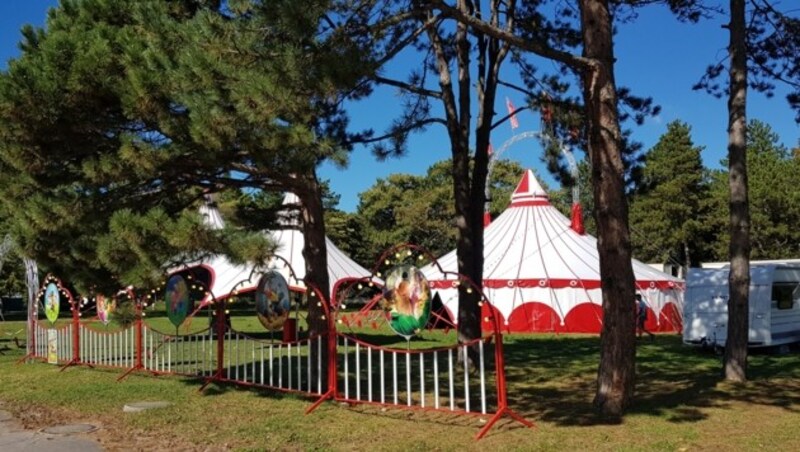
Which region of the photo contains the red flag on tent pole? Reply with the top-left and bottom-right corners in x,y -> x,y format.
506,97 -> 520,130
571,202 -> 585,235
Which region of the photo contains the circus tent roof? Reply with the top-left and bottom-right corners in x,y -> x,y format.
422,169 -> 683,333
173,194 -> 372,302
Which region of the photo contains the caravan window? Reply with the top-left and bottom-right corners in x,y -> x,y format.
772,283 -> 800,310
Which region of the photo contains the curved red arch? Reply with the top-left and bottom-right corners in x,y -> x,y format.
506,302 -> 564,333
562,303 -> 604,333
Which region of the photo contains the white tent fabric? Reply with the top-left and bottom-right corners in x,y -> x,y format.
171,194 -> 372,303
421,169 -> 684,333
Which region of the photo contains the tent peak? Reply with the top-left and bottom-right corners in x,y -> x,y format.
510,169 -> 549,207
199,196 -> 226,230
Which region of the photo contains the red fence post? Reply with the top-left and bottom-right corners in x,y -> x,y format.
216,299 -> 225,379
72,298 -> 80,363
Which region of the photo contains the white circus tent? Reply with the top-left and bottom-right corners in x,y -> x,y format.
171,193 -> 372,303
421,169 -> 684,333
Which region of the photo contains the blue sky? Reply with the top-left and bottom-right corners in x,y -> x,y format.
2,1 -> 797,212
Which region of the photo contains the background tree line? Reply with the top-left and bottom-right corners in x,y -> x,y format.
322,117 -> 798,274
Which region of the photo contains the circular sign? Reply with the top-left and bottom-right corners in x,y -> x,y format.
44,282 -> 60,324
255,271 -> 292,331
165,275 -> 191,327
96,294 -> 115,325
380,265 -> 431,338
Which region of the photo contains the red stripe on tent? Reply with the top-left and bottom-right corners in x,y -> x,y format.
429,279 -> 680,290
509,200 -> 550,208
513,170 -> 530,195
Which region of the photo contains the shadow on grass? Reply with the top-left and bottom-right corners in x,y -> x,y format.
500,334 -> 800,428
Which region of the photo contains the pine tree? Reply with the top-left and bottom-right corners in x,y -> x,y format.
708,120 -> 800,260
0,0 -> 374,341
629,121 -> 710,271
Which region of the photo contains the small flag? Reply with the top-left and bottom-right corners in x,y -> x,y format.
506,97 -> 519,130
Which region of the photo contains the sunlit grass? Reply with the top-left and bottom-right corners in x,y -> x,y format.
2,315 -> 800,451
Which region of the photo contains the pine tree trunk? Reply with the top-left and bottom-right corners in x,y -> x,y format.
426,4 -> 483,348
295,171 -> 331,338
724,0 -> 750,382
580,0 -> 637,417
453,139 -> 483,348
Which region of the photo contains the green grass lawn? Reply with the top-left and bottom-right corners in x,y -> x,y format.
2,317 -> 800,451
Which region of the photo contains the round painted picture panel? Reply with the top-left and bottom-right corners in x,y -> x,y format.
255,271 -> 291,331
44,282 -> 60,324
380,265 -> 432,338
165,275 -> 191,327
96,294 -> 115,325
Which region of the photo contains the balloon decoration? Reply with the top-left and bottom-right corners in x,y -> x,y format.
96,294 -> 115,325
379,265 -> 431,339
255,271 -> 291,331
165,275 -> 191,327
44,282 -> 60,324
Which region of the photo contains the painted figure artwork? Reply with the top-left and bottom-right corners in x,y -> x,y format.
165,275 -> 191,327
255,271 -> 291,331
96,294 -> 115,325
380,265 -> 432,338
44,282 -> 60,324
47,328 -> 58,364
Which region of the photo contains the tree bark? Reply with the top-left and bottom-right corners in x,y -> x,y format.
425,2 -> 483,347
724,0 -> 750,382
294,171 -> 331,338
580,0 -> 637,417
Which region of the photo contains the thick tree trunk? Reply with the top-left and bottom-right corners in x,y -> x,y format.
295,171 -> 331,338
294,170 -> 332,390
580,0 -> 637,417
453,148 -> 483,346
724,0 -> 750,382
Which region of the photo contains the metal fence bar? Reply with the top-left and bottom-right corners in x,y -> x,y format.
448,348 -> 454,411
287,343 -> 293,390
480,339 -> 486,414
355,342 -> 361,401
392,351 -> 398,405
420,353 -> 425,408
343,338 -> 349,399
434,351 -> 440,409
463,345 -> 470,412
406,352 -> 411,407
367,346 -> 373,402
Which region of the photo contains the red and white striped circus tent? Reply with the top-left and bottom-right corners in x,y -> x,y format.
171,193 -> 372,303
421,169 -> 684,333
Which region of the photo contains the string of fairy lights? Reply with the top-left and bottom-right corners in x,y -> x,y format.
34,244 -> 496,329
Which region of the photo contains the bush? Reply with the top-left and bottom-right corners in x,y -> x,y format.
110,301 -> 138,328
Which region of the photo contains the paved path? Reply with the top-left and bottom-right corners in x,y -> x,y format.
0,409 -> 103,452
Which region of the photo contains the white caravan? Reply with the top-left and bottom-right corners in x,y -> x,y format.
683,264 -> 800,348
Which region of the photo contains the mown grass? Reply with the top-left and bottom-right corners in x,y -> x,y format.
2,316 -> 800,451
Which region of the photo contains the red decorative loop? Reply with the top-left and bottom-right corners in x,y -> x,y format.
649,282 -> 656,288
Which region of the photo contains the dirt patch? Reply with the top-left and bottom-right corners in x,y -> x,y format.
5,402 -> 228,451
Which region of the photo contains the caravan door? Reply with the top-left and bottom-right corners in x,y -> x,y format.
748,268 -> 772,346
684,269 -> 730,347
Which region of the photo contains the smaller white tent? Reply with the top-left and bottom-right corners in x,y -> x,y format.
422,169 -> 684,333
171,194 -> 372,303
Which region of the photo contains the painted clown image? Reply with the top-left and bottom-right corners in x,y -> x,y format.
256,271 -> 292,331
380,265 -> 432,338
165,275 -> 190,327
